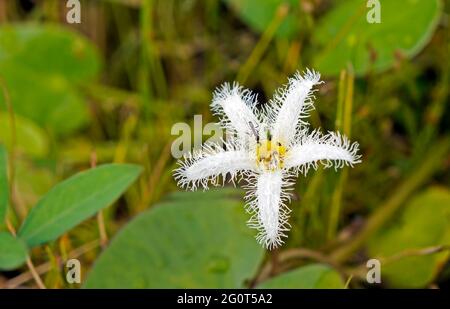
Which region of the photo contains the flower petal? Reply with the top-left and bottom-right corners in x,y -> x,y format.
270,69 -> 322,146
211,82 -> 261,142
284,130 -> 362,174
174,142 -> 256,190
245,171 -> 292,250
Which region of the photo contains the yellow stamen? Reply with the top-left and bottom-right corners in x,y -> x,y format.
256,140 -> 286,170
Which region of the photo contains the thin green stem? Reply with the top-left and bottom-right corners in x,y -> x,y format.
236,4 -> 289,84
327,68 -> 354,240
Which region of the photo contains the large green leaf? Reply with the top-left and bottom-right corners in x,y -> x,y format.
18,164 -> 142,248
84,190 -> 265,288
313,0 -> 442,76
0,112 -> 49,157
0,145 -> 8,226
257,264 -> 345,289
368,187 -> 450,288
223,0 -> 300,39
0,232 -> 28,270
0,24 -> 100,135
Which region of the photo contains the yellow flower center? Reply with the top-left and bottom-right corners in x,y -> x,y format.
256,140 -> 286,171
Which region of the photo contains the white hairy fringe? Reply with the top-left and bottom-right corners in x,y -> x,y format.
243,171 -> 294,250
211,82 -> 263,143
173,69 -> 362,250
285,129 -> 362,176
270,69 -> 323,145
173,139 -> 256,191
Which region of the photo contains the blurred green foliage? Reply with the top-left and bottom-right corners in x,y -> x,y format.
257,264 -> 344,289
0,25 -> 100,135
0,0 -> 448,289
0,112 -> 49,157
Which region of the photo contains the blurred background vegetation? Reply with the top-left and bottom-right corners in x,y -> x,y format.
0,0 -> 449,289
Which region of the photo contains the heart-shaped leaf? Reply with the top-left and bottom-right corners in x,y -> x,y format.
18,164 -> 142,248
84,190 -> 265,288
0,232 -> 28,270
257,264 -> 345,289
368,187 -> 450,288
312,0 -> 442,76
0,24 -> 101,135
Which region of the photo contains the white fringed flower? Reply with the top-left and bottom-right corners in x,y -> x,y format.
174,70 -> 362,249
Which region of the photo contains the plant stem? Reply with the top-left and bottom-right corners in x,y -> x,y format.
140,0 -> 167,102
25,257 -> 46,289
5,219 -> 46,289
91,151 -> 108,248
343,67 -> 354,137
236,4 -> 289,84
327,68 -> 353,240
347,245 -> 450,280
4,240 -> 100,289
140,140 -> 172,210
334,70 -> 347,131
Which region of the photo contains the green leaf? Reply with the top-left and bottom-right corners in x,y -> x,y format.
0,112 -> 49,157
368,187 -> 450,288
18,164 -> 142,248
257,264 -> 345,289
313,0 -> 442,76
0,145 -> 8,226
0,232 -> 28,270
84,190 -> 265,288
223,0 -> 300,39
0,24 -> 101,135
